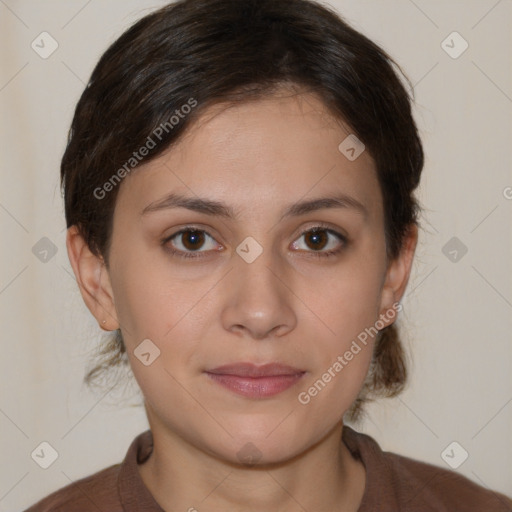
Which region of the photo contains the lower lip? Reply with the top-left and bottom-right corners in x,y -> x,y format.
205,372 -> 305,398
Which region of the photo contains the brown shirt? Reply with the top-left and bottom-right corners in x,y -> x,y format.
24,426 -> 512,511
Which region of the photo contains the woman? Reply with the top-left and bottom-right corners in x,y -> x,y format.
25,0 -> 512,510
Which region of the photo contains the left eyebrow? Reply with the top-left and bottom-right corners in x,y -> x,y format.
141,192 -> 368,220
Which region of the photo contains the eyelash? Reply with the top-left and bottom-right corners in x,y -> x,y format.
161,223 -> 348,260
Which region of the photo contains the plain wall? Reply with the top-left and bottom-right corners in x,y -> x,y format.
0,1 -> 511,510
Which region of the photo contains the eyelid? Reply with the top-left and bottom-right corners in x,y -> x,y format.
290,222 -> 348,258
162,222 -> 348,259
162,225 -> 222,258
295,221 -> 348,239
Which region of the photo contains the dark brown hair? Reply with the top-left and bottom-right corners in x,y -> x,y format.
61,0 -> 423,421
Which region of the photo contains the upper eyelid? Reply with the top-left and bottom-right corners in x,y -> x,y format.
165,223 -> 346,249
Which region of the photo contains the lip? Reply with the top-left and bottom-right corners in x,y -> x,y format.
205,363 -> 306,398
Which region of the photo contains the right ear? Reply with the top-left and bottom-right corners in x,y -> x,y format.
66,226 -> 119,331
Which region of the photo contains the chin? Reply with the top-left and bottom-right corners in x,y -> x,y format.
201,416 -> 317,466
210,437 -> 305,467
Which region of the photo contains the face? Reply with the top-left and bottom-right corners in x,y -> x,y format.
72,90 -> 414,464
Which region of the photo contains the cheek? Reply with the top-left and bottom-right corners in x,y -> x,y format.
296,283 -> 378,422
304,260 -> 385,345
109,268 -> 165,342
108,251 -> 214,393
108,245 -> 205,343
296,250 -> 385,407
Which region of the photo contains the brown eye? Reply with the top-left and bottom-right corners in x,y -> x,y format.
304,229 -> 329,251
291,226 -> 347,258
180,230 -> 206,251
163,228 -> 219,259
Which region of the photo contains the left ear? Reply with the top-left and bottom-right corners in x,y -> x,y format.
378,224 -> 418,325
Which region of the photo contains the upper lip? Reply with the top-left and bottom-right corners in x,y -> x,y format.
205,363 -> 305,377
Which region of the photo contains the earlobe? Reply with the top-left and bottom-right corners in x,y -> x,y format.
379,224 -> 418,324
66,226 -> 119,331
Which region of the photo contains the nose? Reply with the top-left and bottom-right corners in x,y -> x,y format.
220,244 -> 297,341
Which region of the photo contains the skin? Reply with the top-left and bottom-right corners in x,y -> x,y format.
67,89 -> 417,512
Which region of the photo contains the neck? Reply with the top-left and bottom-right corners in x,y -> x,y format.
138,421 -> 366,512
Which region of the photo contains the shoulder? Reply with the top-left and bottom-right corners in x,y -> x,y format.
383,449 -> 512,511
23,463 -> 122,512
343,426 -> 512,512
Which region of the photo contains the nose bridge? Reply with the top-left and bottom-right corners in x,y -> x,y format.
235,237 -> 284,304
221,236 -> 296,338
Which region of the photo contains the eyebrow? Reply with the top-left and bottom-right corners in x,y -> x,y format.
141,192 -> 368,221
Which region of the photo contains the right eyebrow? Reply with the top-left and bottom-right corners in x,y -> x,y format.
141,191 -> 368,221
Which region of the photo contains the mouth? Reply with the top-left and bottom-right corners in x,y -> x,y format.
204,363 -> 306,399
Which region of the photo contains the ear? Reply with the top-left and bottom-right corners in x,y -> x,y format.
378,224 -> 418,326
66,226 -> 119,331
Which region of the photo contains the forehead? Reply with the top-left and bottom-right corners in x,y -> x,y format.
115,91 -> 382,222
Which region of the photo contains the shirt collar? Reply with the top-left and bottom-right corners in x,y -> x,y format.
117,426 -> 397,511
343,425 -> 400,510
118,430 -> 164,511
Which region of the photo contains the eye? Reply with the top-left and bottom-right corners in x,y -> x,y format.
291,225 -> 347,258
162,224 -> 347,260
163,228 -> 220,259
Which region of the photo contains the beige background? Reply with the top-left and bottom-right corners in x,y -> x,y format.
1,0 -> 511,510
